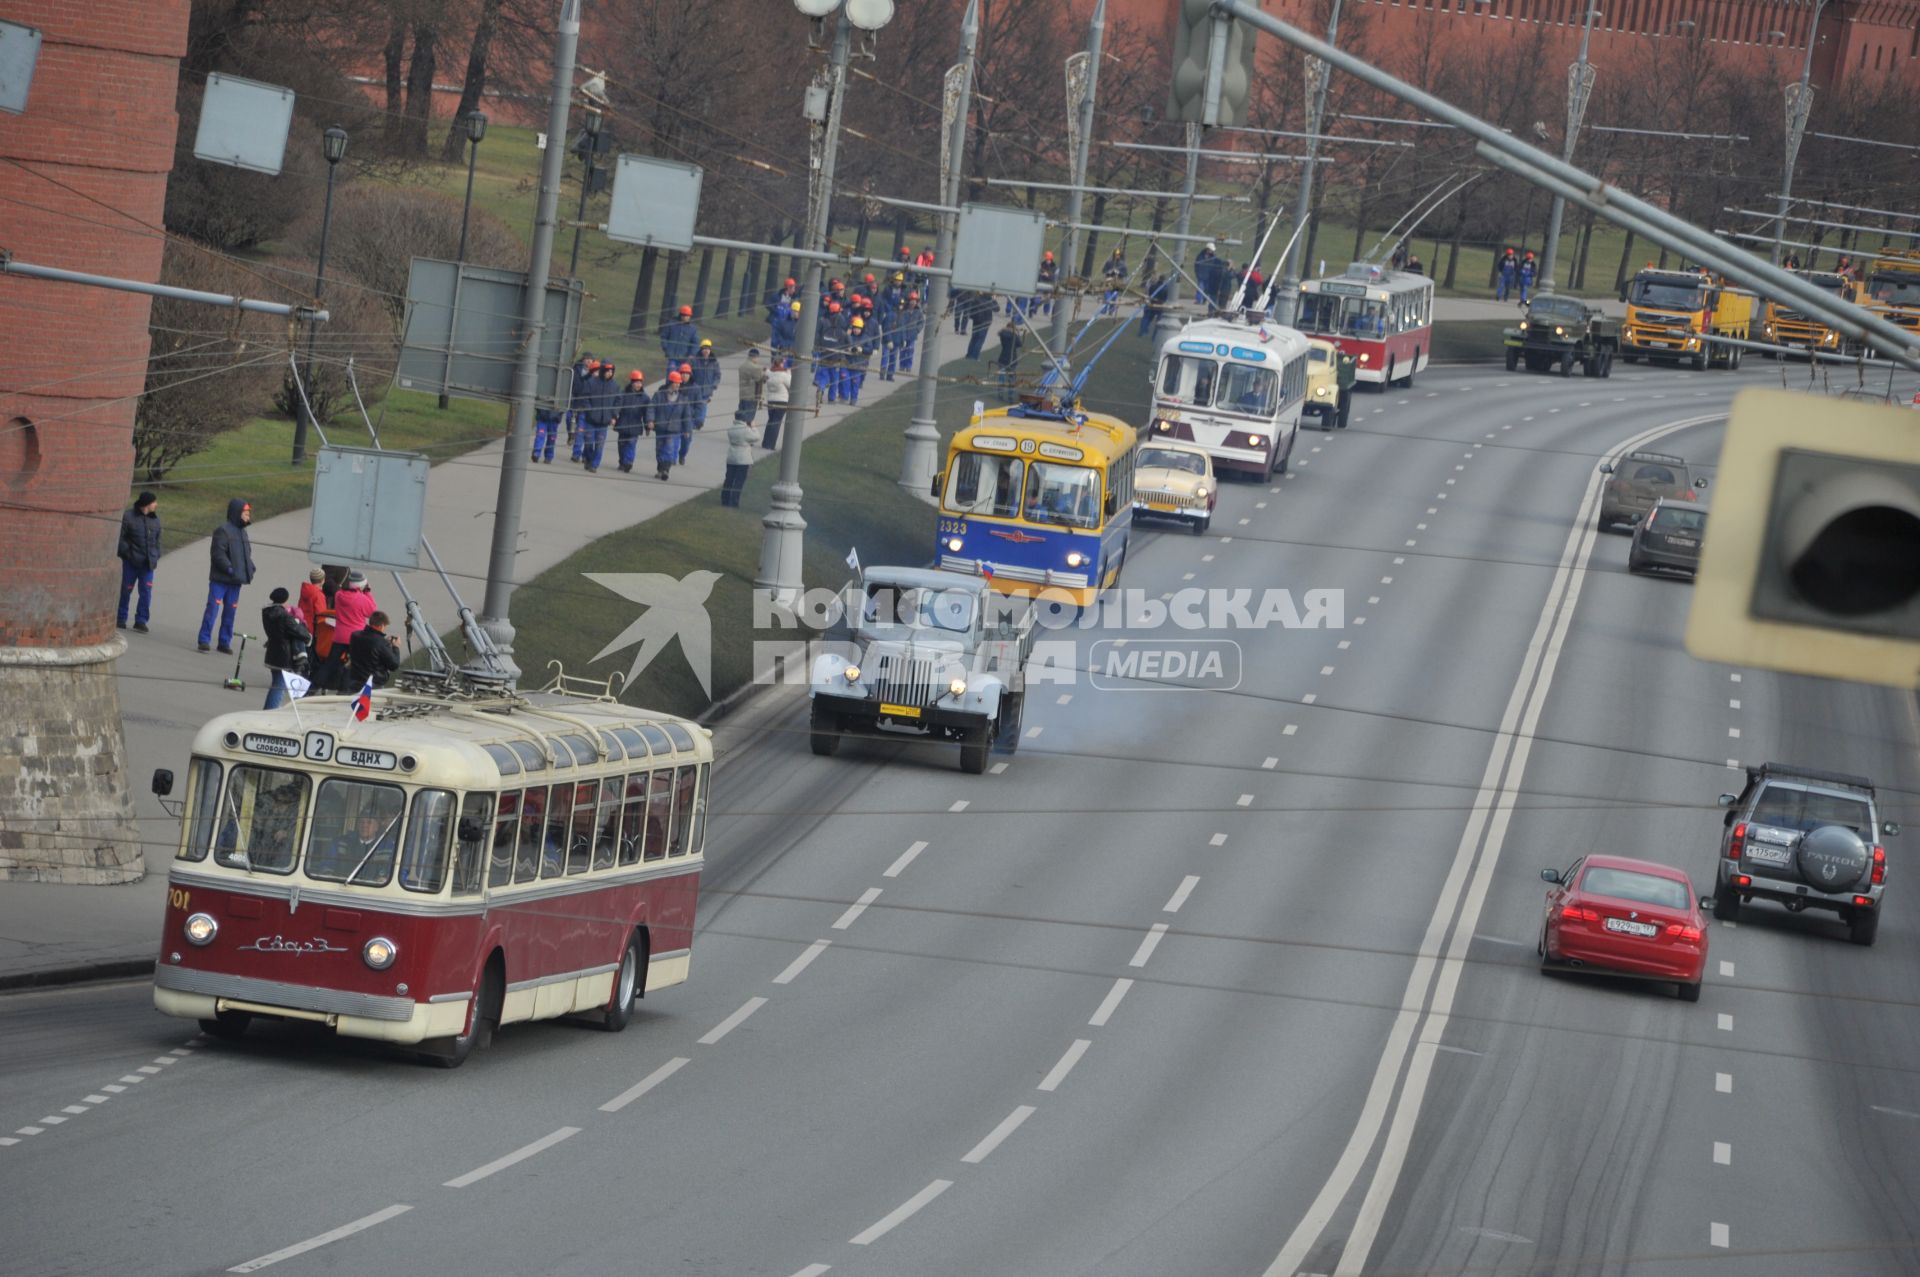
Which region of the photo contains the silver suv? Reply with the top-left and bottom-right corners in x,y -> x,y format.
1713,763 -> 1899,945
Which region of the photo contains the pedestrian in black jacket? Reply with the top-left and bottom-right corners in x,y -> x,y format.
117,491 -> 161,632
197,497 -> 255,653
262,587 -> 313,710
347,611 -> 403,689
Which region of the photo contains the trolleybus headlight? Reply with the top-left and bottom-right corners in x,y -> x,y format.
948,678 -> 968,698
1246,434 -> 1264,447
1357,353 -> 1370,364
362,937 -> 398,970
945,537 -> 964,552
1065,551 -> 1087,568
183,912 -> 218,946
843,665 -> 862,683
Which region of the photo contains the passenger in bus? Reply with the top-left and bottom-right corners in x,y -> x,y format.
1191,362 -> 1215,405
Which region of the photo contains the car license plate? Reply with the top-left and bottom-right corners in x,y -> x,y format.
1604,917 -> 1658,937
1147,501 -> 1178,512
879,703 -> 921,720
1743,842 -> 1792,865
1666,537 -> 1697,548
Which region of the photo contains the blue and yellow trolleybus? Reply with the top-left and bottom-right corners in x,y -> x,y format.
934,397 -> 1139,609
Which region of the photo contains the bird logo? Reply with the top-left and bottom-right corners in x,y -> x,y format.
585,570 -> 722,696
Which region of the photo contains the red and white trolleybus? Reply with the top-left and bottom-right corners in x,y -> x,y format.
150,676 -> 711,1066
1297,262 -> 1435,389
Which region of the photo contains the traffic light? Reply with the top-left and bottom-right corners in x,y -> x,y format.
1686,388 -> 1920,687
1168,0 -> 1255,127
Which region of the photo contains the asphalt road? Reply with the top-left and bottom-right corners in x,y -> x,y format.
7,358 -> 1920,1277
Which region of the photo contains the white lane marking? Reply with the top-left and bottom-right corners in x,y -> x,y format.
1416,523 -> 1428,531
1321,666 -> 1336,676
1428,508 -> 1438,514
1262,757 -> 1279,769
1183,572 -> 1196,580
1719,960 -> 1735,978
1729,699 -> 1741,710
444,1126 -> 581,1188
961,1105 -> 1037,1164
228,1204 -> 414,1272
1727,759 -> 1741,769
1717,1013 -> 1734,1032
1713,1141 -> 1731,1166
833,888 -> 882,930
885,841 -> 928,878
1711,1222 -> 1730,1249
1302,694 -> 1318,704
1164,875 -> 1201,913
1871,1105 -> 1920,1120
1432,1044 -> 1484,1058
0,1138 -> 16,1147
774,941 -> 833,985
136,1066 -> 160,1075
1026,725 -> 1043,738
1455,465 -> 1465,471
102,1085 -> 126,1095
1368,596 -> 1380,604
117,1075 -> 144,1084
1239,518 -> 1250,526
1237,794 -> 1254,807
1355,617 -> 1367,626
949,799 -> 970,812
599,1057 -> 691,1113
1405,540 -> 1418,547
1057,693 -> 1073,705
989,761 -> 1007,774
1447,478 -> 1457,485
1256,501 -> 1268,509
151,1057 -> 177,1067
1089,977 -> 1133,1026
790,1266 -> 833,1277
700,997 -> 770,1045
850,1179 -> 953,1245
1393,556 -> 1406,565
1129,923 -> 1170,967
1271,414 -> 1730,1277
1210,833 -> 1228,846
1338,640 -> 1351,650
1728,727 -> 1741,739
1038,1039 -> 1092,1092
1730,672 -> 1742,682
1381,576 -> 1393,584
60,1105 -> 88,1116
1284,724 -> 1298,735
15,1126 -> 44,1137
168,1048 -> 192,1057
38,1116 -> 66,1126
81,1095 -> 109,1105
1716,1072 -> 1733,1093
1221,535 -> 1236,543
1202,554 -> 1214,562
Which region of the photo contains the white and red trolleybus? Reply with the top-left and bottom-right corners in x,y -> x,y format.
150,677 -> 711,1066
1297,262 -> 1435,389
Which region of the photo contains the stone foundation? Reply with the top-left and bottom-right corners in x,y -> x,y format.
0,641 -> 144,884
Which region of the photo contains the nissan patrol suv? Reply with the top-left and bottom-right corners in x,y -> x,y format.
1713,762 -> 1899,945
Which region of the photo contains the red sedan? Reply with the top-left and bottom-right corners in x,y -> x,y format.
1538,854 -> 1711,1001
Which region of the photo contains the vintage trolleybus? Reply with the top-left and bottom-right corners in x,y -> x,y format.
935,396 -> 1139,608
1150,316 -> 1310,478
1297,262 -> 1435,388
150,676 -> 711,1067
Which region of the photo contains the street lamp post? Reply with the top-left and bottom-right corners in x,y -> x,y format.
1537,5 -> 1600,295
568,107 -> 602,278
292,124 -> 348,465
758,0 -> 894,603
1773,0 -> 1830,267
1272,0 -> 1343,328
441,109 -> 489,411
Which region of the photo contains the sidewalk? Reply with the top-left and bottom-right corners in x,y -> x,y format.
1435,297 -> 1626,321
0,337 -> 924,989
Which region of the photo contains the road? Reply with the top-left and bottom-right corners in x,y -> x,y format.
6,359 -> 1919,1277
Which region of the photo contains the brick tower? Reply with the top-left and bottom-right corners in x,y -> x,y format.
0,0 -> 192,882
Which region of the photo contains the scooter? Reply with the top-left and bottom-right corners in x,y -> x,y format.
222,633 -> 255,692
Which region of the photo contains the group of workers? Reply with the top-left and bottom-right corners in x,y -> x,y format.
761,267 -> 929,404
536,337 -> 718,482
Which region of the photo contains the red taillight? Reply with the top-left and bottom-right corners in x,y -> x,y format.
1735,874 -> 1751,887
1728,822 -> 1746,859
1664,923 -> 1704,942
1853,895 -> 1874,907
1871,845 -> 1885,885
1560,904 -> 1599,922
1683,489 -> 1698,501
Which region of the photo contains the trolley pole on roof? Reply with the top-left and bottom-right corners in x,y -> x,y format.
1271,0 -> 1342,328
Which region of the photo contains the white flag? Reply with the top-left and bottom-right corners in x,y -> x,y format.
846,546 -> 862,576
284,671 -> 312,700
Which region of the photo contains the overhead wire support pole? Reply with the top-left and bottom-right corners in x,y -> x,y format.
0,255 -> 327,320
1152,121 -> 1204,347
1272,0 -> 1342,329
1207,0 -> 1920,373
1050,0 -> 1106,363
472,0 -> 581,685
1537,0 -> 1599,294
981,178 -> 1251,201
1773,0 -> 1829,267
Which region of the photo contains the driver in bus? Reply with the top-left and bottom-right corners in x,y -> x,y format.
312,810 -> 397,882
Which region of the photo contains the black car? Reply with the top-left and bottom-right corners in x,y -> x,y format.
1627,498 -> 1707,575
1713,762 -> 1898,945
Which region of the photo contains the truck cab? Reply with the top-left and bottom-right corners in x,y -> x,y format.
1760,269 -> 1858,357
1621,267 -> 1753,370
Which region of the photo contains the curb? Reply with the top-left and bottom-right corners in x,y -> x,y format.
0,957 -> 156,994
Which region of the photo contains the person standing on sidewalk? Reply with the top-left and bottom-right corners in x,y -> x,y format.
197,498 -> 255,654
721,411 -> 753,507
323,571 -> 376,691
652,370 -> 689,480
996,322 -> 1023,403
690,340 -> 722,433
762,357 -> 792,451
897,292 -> 924,374
581,360 -> 618,472
660,305 -> 699,368
116,491 -> 161,633
261,587 -> 312,710
348,610 -> 403,689
615,370 -> 650,473
737,346 -> 768,426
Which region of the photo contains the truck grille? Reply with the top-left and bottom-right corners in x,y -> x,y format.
875,653 -> 937,707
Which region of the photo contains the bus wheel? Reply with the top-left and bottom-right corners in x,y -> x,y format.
198,1010 -> 252,1041
601,932 -> 645,1033
1402,351 -> 1418,388
426,961 -> 501,1069
959,724 -> 990,775
1385,357 -> 1396,387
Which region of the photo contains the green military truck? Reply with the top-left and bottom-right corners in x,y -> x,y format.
1503,293 -> 1620,378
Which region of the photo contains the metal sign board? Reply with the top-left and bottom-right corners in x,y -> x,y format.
395,258 -> 584,410
193,72 -> 296,175
308,447 -> 430,572
951,204 -> 1048,294
606,154 -> 703,252
0,19 -> 42,115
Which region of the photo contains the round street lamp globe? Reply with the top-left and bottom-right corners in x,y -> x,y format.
845,0 -> 895,28
793,0 -> 838,16
322,125 -> 348,165
464,110 -> 489,144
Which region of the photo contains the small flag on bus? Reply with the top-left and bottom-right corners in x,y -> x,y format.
350,677 -> 374,722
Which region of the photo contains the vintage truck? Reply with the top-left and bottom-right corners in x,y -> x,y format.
1503,293 -> 1620,377
809,567 -> 1036,774
1305,337 -> 1357,426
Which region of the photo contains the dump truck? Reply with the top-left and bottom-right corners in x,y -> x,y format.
1759,269 -> 1859,358
1861,248 -> 1920,337
1620,267 -> 1754,370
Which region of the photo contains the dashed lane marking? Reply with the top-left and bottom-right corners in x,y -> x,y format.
1038,1039 -> 1092,1092
1089,977 -> 1133,1027
885,841 -> 928,878
1164,875 -> 1201,912
599,1057 -> 691,1113
699,997 -> 769,1045
228,1205 -> 415,1272
832,888 -> 882,931
1716,1013 -> 1733,1032
1713,1142 -> 1731,1166
850,1180 -> 952,1246
774,941 -> 833,986
1716,1073 -> 1732,1093
443,1127 -> 581,1188
1284,724 -> 1298,735
960,1106 -> 1036,1165
1710,1223 -> 1729,1249
1129,923 -> 1170,968
1263,757 -> 1279,769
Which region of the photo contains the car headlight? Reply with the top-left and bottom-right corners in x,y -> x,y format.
945,536 -> 963,552
948,678 -> 967,698
843,665 -> 862,683
362,936 -> 398,970
1246,434 -> 1264,447
184,912 -> 218,946
1519,319 -> 1529,330
1195,486 -> 1208,499
1313,386 -> 1329,398
1065,551 -> 1087,568
1154,420 -> 1173,433
1554,325 -> 1565,336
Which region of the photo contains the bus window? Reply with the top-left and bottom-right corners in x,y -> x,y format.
1158,354 -> 1217,405
620,773 -> 649,865
690,763 -> 710,855
214,766 -> 308,875
491,790 -> 521,887
1217,363 -> 1277,416
1023,462 -> 1100,529
514,787 -> 547,884
593,777 -> 623,870
945,451 -> 1025,519
566,780 -> 597,875
542,783 -> 576,879
400,789 -> 455,894
179,758 -> 222,862
452,793 -> 491,895
668,765 -> 698,858
307,779 -> 404,886
644,769 -> 673,862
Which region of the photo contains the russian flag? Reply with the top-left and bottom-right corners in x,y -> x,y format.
980,562 -> 995,580
350,677 -> 374,722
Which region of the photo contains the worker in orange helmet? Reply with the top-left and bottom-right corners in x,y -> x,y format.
661,303 -> 699,366
652,370 -> 689,480
1038,248 -> 1058,317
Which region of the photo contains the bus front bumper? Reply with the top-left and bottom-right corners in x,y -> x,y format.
154,963 -> 464,1045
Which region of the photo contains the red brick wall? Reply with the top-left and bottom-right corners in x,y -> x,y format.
0,0 -> 191,648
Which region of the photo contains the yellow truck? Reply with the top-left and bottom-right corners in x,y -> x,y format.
1620,267 -> 1754,370
1861,249 -> 1920,336
1760,269 -> 1860,358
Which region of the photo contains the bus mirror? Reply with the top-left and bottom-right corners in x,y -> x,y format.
931,470 -> 944,499
151,768 -> 174,797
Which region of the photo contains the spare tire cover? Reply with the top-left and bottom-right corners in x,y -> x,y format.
1796,824 -> 1871,891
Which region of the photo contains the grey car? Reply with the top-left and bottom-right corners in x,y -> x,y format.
1597,450 -> 1706,530
1713,762 -> 1899,945
1627,498 -> 1708,575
